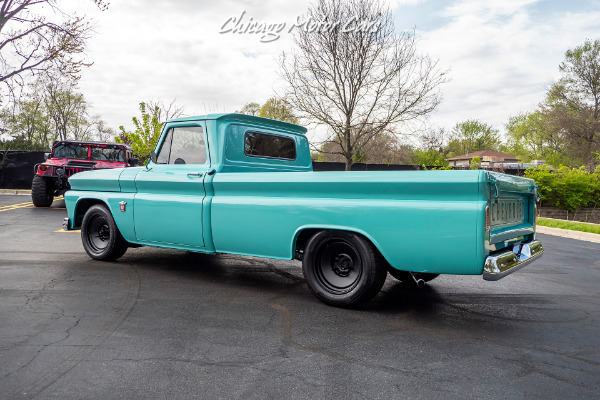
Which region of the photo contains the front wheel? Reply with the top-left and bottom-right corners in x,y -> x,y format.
81,204 -> 128,261
31,175 -> 53,207
302,230 -> 387,307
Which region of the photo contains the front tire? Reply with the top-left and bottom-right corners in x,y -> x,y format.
302,230 -> 387,307
31,175 -> 53,207
81,204 -> 128,261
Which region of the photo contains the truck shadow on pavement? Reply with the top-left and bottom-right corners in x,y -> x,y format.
114,247 -> 448,313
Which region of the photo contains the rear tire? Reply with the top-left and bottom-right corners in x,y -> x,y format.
302,230 -> 387,307
81,204 -> 128,261
31,175 -> 54,207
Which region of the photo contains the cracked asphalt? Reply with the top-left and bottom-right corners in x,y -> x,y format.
1,194 -> 599,399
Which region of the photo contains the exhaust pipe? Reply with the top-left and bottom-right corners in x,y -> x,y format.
409,273 -> 425,287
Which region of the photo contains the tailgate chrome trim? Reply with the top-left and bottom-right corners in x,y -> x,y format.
483,240 -> 543,281
490,226 -> 535,243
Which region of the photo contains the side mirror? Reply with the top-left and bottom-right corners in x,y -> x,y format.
150,151 -> 157,163
128,157 -> 139,167
44,152 -> 50,160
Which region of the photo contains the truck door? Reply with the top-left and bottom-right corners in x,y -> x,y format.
134,123 -> 209,248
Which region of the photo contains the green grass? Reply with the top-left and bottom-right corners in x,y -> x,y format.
537,218 -> 600,234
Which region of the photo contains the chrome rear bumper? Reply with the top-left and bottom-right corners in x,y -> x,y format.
483,240 -> 543,281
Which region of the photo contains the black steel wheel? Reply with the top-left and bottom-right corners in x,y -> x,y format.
387,268 -> 439,284
302,230 -> 387,307
31,175 -> 54,207
81,204 -> 128,261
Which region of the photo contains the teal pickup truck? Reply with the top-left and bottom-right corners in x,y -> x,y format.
64,113 -> 543,307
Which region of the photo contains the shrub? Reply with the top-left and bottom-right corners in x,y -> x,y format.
525,166 -> 600,211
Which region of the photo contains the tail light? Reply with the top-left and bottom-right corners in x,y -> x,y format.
485,205 -> 490,231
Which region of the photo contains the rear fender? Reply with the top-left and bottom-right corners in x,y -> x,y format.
292,225 -> 386,264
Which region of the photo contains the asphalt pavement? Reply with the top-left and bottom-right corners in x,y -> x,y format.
0,194 -> 599,399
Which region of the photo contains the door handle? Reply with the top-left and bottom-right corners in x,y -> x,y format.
187,172 -> 203,178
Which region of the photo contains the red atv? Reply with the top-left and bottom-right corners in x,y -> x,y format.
32,140 -> 137,207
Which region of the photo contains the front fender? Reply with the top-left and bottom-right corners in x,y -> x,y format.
66,191 -> 136,243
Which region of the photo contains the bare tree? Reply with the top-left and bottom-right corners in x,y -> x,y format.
0,0 -> 107,107
319,130 -> 417,165
146,99 -> 185,122
280,0 -> 447,170
89,116 -> 115,142
420,127 -> 446,151
42,77 -> 87,140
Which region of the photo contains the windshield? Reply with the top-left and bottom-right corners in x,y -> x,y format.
91,146 -> 125,162
52,143 -> 89,160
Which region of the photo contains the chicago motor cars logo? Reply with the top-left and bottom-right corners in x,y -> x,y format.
220,10 -> 382,43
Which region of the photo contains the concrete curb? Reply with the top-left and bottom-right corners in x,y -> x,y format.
537,225 -> 600,244
0,189 -> 31,195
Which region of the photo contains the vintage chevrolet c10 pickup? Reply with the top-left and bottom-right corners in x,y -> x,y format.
64,113 -> 543,307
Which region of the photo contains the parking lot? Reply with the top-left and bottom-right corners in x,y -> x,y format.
1,194 -> 599,399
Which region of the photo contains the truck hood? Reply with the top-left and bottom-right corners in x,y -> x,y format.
68,168 -> 125,192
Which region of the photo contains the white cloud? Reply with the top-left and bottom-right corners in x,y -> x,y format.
416,0 -> 600,135
442,0 -> 542,19
66,0 -> 313,130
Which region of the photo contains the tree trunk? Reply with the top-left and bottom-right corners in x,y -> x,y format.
345,120 -> 352,171
345,156 -> 352,171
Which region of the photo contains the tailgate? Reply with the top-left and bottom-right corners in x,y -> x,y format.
487,171 -> 537,247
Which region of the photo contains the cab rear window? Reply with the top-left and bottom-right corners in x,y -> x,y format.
244,131 -> 296,160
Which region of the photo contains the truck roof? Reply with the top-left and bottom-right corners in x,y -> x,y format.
165,113 -> 307,135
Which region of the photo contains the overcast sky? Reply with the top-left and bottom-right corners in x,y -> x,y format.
63,0 -> 600,145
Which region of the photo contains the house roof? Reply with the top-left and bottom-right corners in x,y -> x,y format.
446,150 -> 517,161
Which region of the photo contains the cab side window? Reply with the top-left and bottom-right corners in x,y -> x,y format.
156,126 -> 206,165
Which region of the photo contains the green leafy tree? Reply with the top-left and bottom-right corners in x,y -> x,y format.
510,39 -> 600,167
504,111 -> 571,165
0,76 -> 110,150
414,148 -> 448,167
238,98 -> 299,124
470,156 -> 481,169
258,98 -> 298,124
237,102 -> 261,116
117,102 -> 162,162
445,120 -> 500,156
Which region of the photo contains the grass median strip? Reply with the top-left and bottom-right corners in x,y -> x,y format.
537,218 -> 600,234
